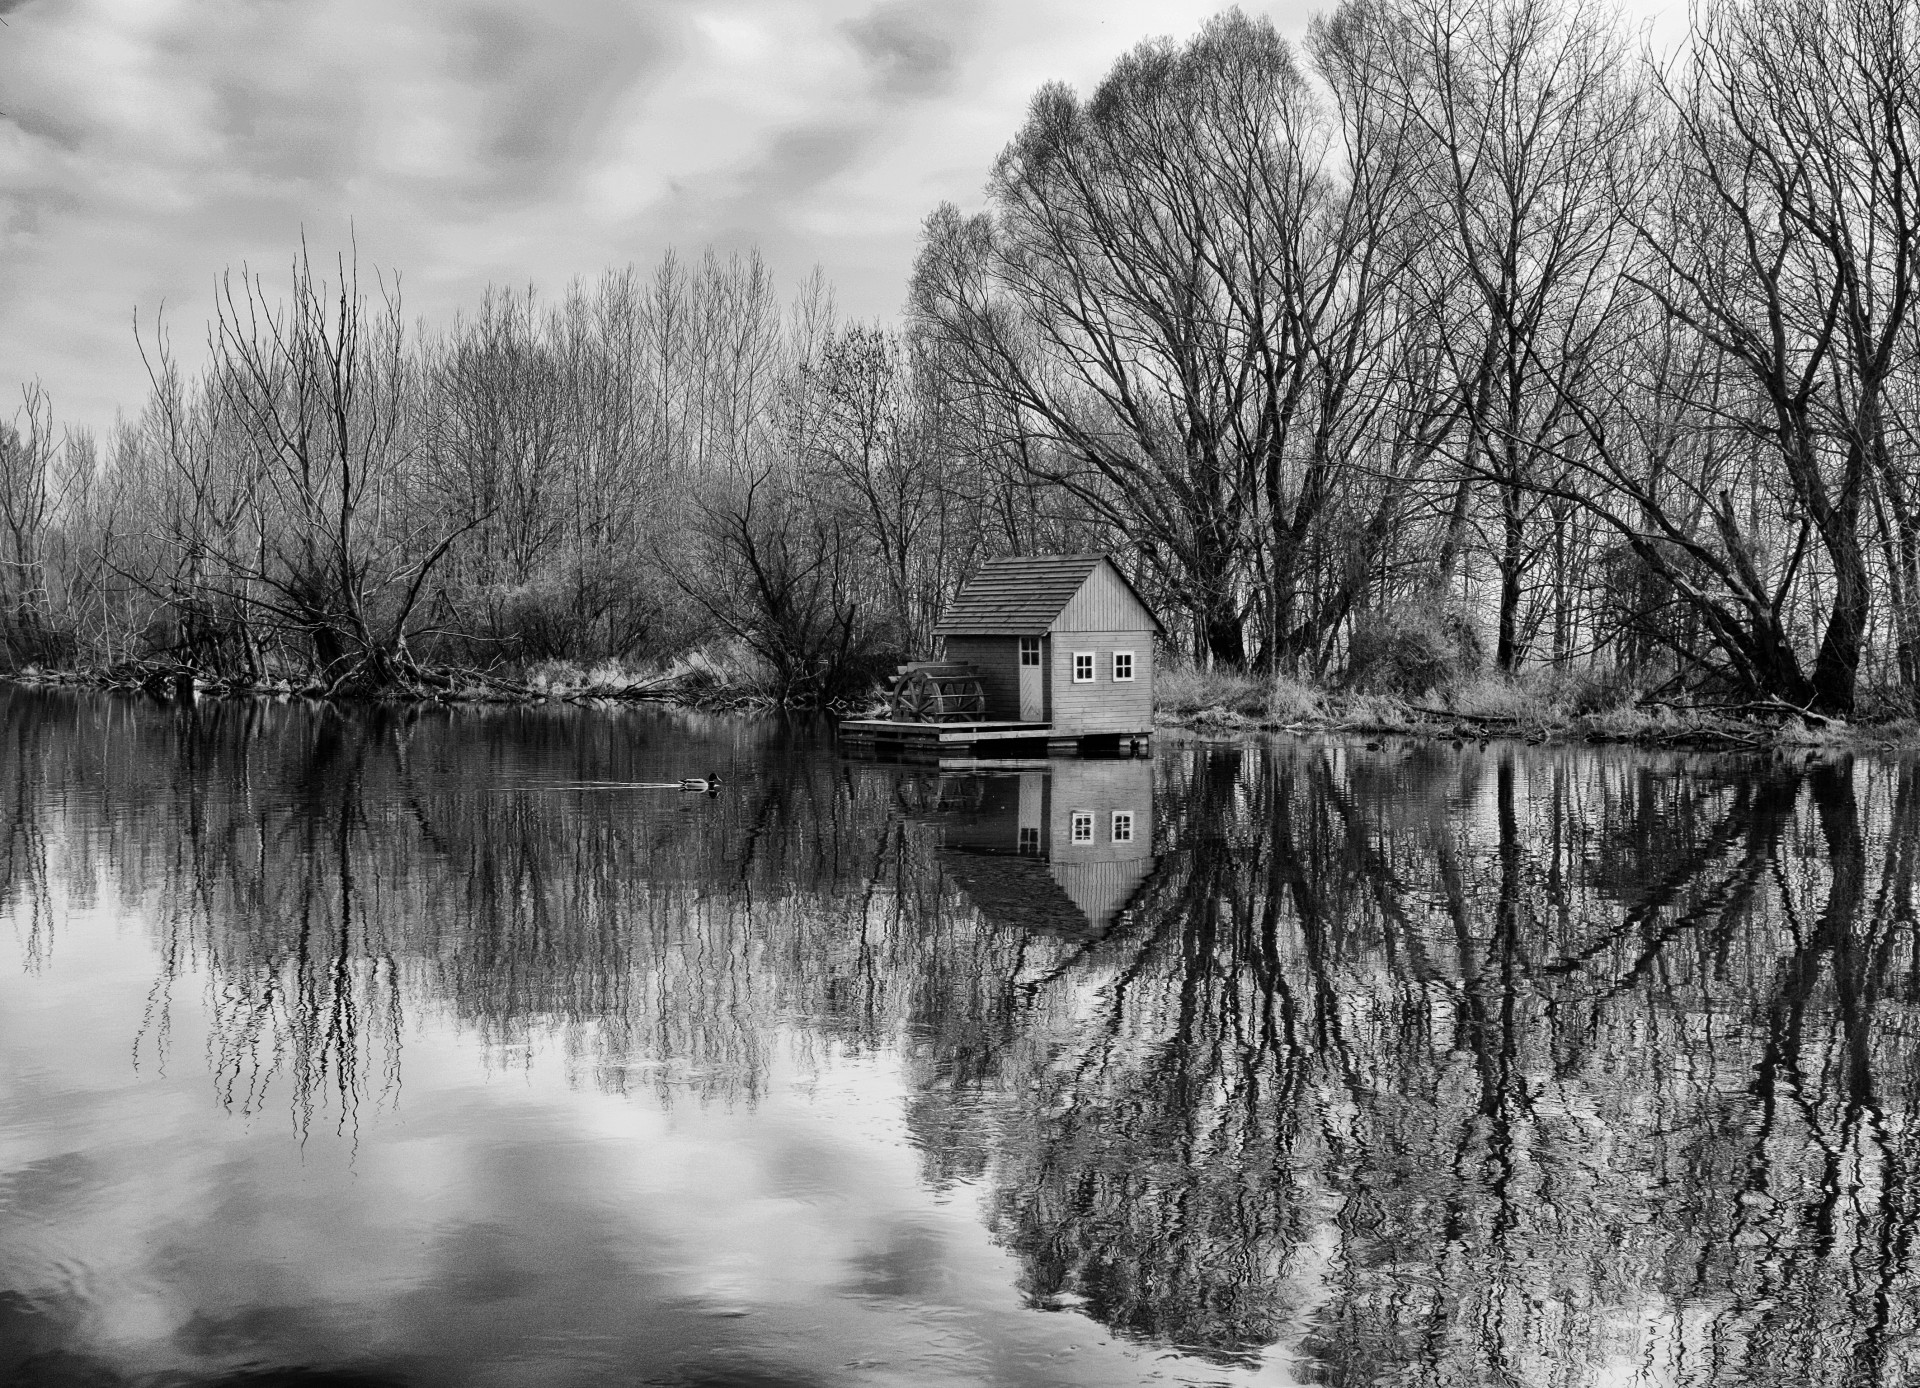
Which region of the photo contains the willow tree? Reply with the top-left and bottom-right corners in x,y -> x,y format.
913,9 -> 1408,668
1598,0 -> 1920,714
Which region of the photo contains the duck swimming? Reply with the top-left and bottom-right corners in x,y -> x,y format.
679,773 -> 722,793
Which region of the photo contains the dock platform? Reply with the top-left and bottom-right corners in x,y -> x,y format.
836,718 -> 1151,760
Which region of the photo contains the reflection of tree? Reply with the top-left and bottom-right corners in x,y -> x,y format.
929,743 -> 1920,1384
8,685 -> 1920,1382
0,698 -> 59,970
982,750 -> 1322,1363
4,689 -> 987,1128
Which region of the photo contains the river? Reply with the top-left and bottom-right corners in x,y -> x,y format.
0,689 -> 1913,1386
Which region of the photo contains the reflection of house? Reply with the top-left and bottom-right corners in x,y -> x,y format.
935,761 -> 1156,936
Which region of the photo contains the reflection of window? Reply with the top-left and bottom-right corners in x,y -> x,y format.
1020,636 -> 1041,667
1018,826 -> 1040,854
1113,651 -> 1135,681
1073,652 -> 1095,682
1112,811 -> 1133,843
1071,812 -> 1093,843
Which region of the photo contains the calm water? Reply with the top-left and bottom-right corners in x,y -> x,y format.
1,690 -> 1916,1388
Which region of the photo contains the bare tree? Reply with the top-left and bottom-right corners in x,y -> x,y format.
807,325 -> 989,654
1335,0 -> 1647,671
1610,0 -> 1920,712
185,243 -> 480,688
674,467 -> 885,704
0,381 -> 63,665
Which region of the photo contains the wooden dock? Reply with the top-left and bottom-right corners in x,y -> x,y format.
837,718 -> 1150,760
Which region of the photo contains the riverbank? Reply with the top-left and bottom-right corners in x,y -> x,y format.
8,657 -> 1917,750
1151,667 -> 1920,750
0,655 -> 775,710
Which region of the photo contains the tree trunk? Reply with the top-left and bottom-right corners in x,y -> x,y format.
1810,521 -> 1869,717
1899,526 -> 1920,694
1203,608 -> 1247,669
1435,475 -> 1473,598
1494,482 -> 1524,673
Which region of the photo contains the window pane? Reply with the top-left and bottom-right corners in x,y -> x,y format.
1073,653 -> 1094,682
1112,812 -> 1133,842
1071,812 -> 1092,842
1020,636 -> 1040,666
1113,652 -> 1134,681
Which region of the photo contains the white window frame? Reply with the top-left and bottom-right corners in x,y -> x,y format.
1112,811 -> 1134,843
1112,650 -> 1135,682
1072,651 -> 1095,683
1019,635 -> 1041,667
1071,811 -> 1093,843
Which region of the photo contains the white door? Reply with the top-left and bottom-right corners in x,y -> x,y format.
1017,772 -> 1044,852
1019,636 -> 1044,721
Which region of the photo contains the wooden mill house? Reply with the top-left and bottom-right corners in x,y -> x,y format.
839,554 -> 1161,757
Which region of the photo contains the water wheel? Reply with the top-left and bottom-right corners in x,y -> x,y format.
893,773 -> 986,815
887,661 -> 987,724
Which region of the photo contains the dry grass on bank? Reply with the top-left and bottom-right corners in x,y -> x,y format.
1151,663 -> 1919,749
515,646 -> 790,707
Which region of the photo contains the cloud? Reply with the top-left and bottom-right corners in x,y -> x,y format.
0,0 -> 1674,433
843,0 -> 968,97
1,0 -> 1275,429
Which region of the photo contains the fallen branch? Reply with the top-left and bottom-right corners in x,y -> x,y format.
1636,696 -> 1832,727
1409,706 -> 1525,724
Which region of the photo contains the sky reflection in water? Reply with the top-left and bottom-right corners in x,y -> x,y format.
0,689 -> 1915,1387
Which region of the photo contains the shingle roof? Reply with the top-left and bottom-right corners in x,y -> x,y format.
938,849 -> 1097,936
932,554 -> 1111,636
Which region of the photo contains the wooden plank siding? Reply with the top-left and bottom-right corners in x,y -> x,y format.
940,636 -> 1024,721
1052,858 -> 1158,932
1048,631 -> 1154,734
1049,761 -> 1153,858
1053,560 -> 1159,635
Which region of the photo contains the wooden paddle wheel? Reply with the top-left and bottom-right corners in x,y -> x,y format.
886,661 -> 988,723
892,772 -> 988,815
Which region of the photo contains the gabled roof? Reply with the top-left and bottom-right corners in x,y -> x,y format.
932,554 -> 1160,636
940,848 -> 1159,937
939,848 -> 1097,936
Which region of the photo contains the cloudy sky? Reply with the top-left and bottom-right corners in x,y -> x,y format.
0,0 -> 1674,435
